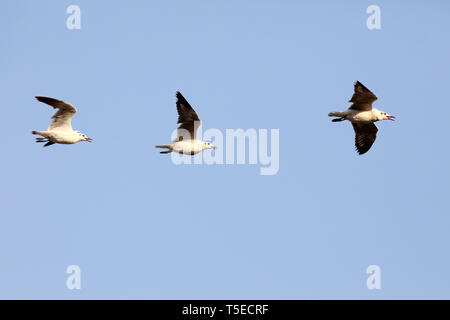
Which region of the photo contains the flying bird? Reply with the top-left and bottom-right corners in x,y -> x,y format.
328,81 -> 395,155
156,91 -> 216,155
31,96 -> 92,147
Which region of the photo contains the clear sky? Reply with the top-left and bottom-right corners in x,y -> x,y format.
1,0 -> 449,299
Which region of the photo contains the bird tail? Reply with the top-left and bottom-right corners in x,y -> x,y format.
328,112 -> 345,117
32,130 -> 48,136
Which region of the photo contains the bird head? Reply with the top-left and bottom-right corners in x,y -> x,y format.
78,132 -> 93,142
203,141 -> 216,150
376,109 -> 395,121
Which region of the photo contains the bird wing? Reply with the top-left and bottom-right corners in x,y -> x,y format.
348,81 -> 378,111
352,122 -> 378,155
35,96 -> 77,131
175,91 -> 201,141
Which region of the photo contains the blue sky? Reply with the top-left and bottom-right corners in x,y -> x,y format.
1,0 -> 450,299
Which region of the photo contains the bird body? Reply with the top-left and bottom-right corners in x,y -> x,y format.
156,92 -> 216,155
329,108 -> 388,123
32,130 -> 87,144
328,81 -> 395,155
32,96 -> 92,147
157,140 -> 212,155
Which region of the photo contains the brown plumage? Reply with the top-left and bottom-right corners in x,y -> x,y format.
352,122 -> 378,155
328,81 -> 395,155
349,82 -> 379,154
175,91 -> 201,141
349,81 -> 378,111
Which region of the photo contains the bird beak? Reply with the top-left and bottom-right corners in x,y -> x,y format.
387,115 -> 396,121
86,137 -> 93,142
211,145 -> 217,149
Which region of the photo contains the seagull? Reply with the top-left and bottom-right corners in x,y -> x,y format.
328,81 -> 395,155
31,96 -> 92,147
155,91 -> 216,155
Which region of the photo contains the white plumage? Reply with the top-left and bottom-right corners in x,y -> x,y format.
156,92 -> 216,155
31,96 -> 92,147
328,81 -> 395,155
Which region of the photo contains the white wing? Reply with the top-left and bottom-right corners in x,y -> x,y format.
35,96 -> 77,131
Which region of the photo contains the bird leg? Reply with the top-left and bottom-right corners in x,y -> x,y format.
35,137 -> 55,147
43,141 -> 55,147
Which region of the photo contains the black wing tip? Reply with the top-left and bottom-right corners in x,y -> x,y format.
176,91 -> 185,100
354,81 -> 371,92
35,96 -> 55,103
356,148 -> 369,155
355,143 -> 372,155
35,96 -> 61,109
175,91 -> 194,108
176,91 -> 190,106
